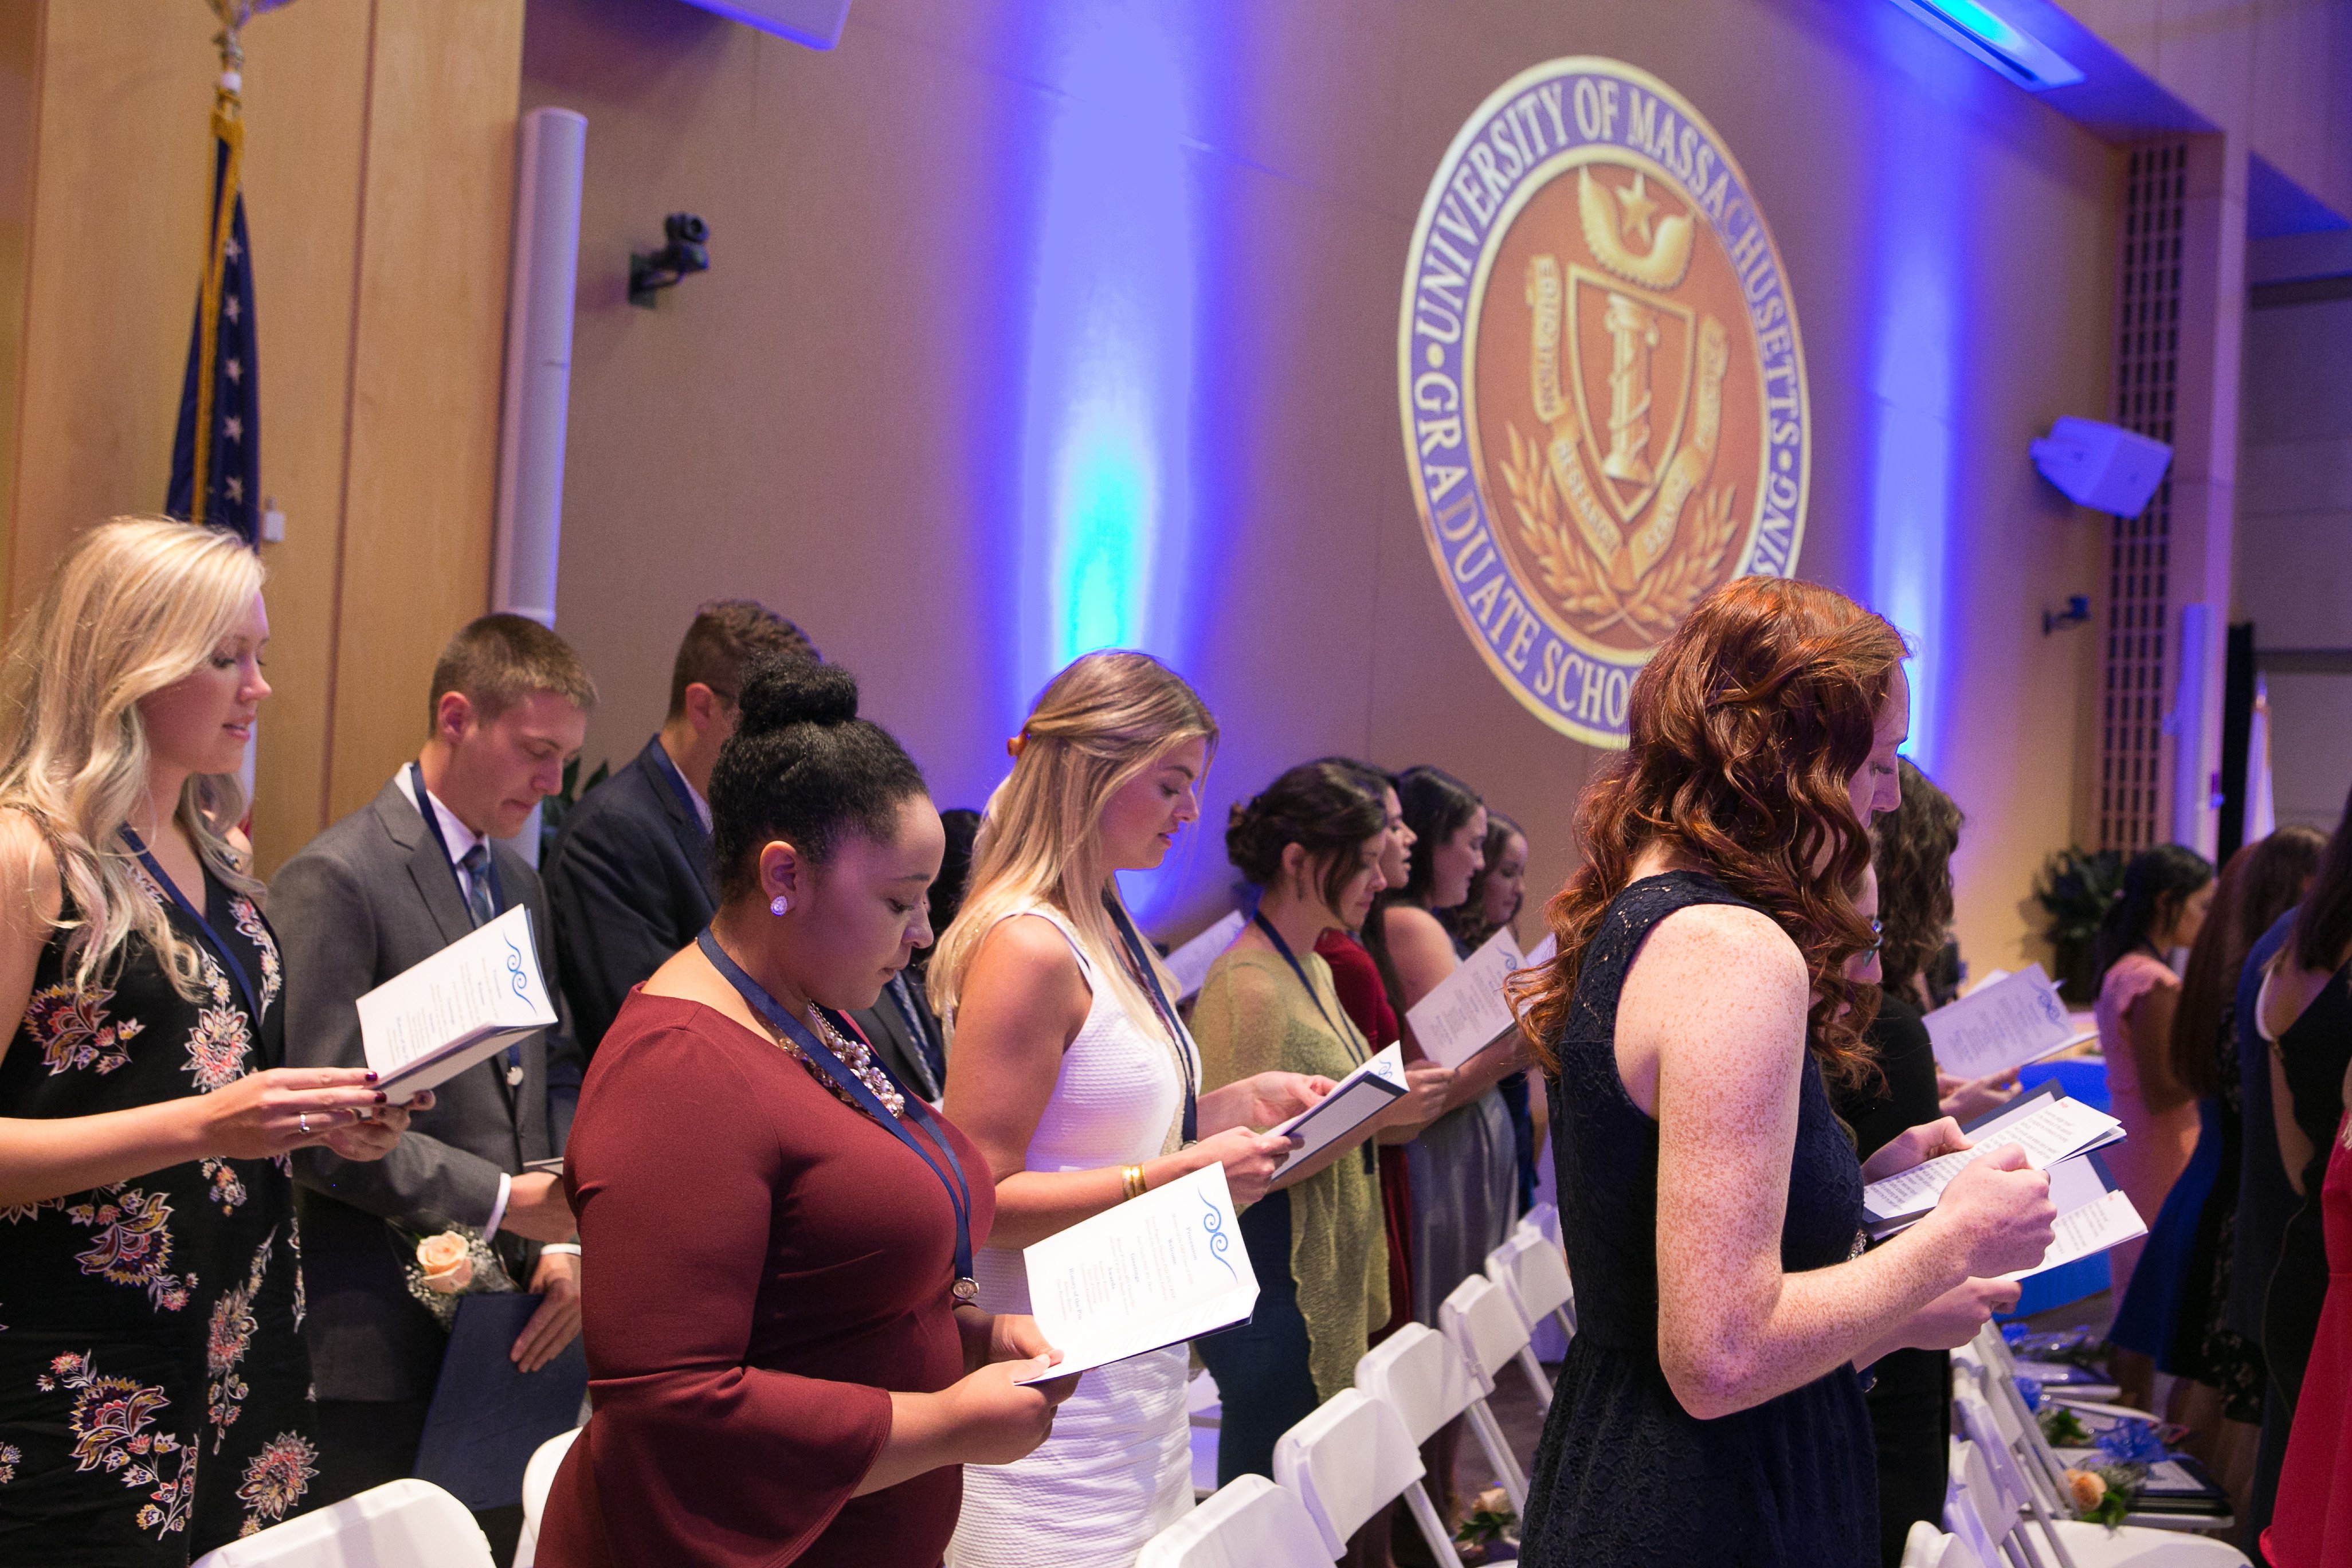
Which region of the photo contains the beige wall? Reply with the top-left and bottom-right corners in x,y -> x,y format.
2237,281 -> 2352,833
0,0 -> 524,875
2069,0 -> 2352,221
524,0 -> 2118,974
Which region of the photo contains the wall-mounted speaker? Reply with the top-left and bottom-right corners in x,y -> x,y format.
678,0 -> 852,50
2029,417 -> 2173,518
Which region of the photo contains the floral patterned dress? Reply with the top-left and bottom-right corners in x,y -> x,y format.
0,865 -> 317,1562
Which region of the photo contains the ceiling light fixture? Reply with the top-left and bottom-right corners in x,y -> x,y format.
1887,0 -> 2085,90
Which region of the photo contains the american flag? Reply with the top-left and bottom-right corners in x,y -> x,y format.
166,73 -> 259,543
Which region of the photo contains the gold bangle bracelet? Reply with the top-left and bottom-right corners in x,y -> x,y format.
1121,1163 -> 1147,1202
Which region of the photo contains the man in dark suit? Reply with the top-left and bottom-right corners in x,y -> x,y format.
543,599 -> 815,1057
852,967 -> 948,1102
276,614 -> 595,1559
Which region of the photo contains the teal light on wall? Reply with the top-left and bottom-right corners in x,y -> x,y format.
1885,0 -> 2084,90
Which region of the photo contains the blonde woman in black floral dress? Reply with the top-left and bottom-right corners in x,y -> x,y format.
0,520 -> 419,1564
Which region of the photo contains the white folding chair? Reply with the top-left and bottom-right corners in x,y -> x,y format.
191,1479 -> 493,1567
1950,1429 -> 2056,1568
1488,1227 -> 1577,1351
513,1424 -> 584,1568
1959,1352 -> 2078,1526
1953,1391 -> 2250,1568
1944,1441 -> 2007,1567
1518,1201 -> 1561,1247
1136,1473 -> 1334,1568
1908,1517 -> 1992,1568
1434,1274 -> 1537,1511
1355,1322 -> 1520,1516
1948,1440 -> 2032,1568
1964,1330 -> 2243,1551
1273,1388 -> 1462,1568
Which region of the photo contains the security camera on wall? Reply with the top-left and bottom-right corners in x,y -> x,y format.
2030,417 -> 2173,518
679,0 -> 851,50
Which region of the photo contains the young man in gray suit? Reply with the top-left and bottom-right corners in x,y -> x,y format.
275,614 -> 594,1557
543,599 -> 813,1058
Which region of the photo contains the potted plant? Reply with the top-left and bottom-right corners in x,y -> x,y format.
2033,846 -> 2125,1004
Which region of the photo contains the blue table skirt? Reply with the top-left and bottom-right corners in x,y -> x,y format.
1998,1056 -> 2111,1320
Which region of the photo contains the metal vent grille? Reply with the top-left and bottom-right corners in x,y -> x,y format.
2099,143 -> 2186,852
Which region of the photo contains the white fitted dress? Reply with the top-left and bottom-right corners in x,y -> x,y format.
947,906 -> 1199,1568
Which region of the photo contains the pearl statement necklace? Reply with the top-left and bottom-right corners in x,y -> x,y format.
774,1008 -> 907,1122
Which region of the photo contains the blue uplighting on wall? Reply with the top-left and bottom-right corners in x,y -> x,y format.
1009,3 -> 1201,923
1016,4 -> 1198,708
1867,119 -> 1963,778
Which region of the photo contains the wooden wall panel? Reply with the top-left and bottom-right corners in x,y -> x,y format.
3,3 -> 214,617
226,6 -> 373,872
327,0 -> 524,824
0,1 -> 523,872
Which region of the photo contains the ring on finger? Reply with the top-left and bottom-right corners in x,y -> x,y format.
298,1112 -> 310,1135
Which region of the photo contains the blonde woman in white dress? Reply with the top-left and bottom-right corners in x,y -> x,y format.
933,652 -> 1333,1568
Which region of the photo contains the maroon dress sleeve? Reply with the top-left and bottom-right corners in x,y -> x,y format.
1317,931 -> 1400,1049
537,1010 -> 896,1567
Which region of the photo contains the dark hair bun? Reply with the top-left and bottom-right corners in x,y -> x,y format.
1226,797 -> 1284,886
1223,762 -> 1386,896
736,654 -> 856,734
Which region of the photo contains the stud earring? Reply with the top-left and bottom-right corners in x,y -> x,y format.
770,895 -> 790,916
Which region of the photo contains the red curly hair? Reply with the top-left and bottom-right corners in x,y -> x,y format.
1512,577 -> 1907,1090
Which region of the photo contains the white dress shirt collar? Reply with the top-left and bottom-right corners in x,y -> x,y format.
394,766 -> 487,867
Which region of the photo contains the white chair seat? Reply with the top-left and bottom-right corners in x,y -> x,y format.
513,1424 -> 585,1568
191,1478 -> 492,1567
1274,1388 -> 1459,1567
1355,1323 -> 1477,1445
1136,1473 -> 1332,1568
2040,1522 -> 2253,1566
1434,1274 -> 1537,1515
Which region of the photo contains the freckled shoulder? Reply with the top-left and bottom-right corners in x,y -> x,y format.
1634,900 -> 1804,985
1618,899 -> 1809,1065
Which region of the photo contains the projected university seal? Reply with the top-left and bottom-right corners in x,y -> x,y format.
1398,58 -> 1809,748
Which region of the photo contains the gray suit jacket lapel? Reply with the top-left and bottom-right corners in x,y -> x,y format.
374,781 -> 477,948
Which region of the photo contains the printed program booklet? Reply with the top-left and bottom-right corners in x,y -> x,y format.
357,905 -> 556,1097
1405,925 -> 1524,1068
1017,1163 -> 1259,1383
1923,963 -> 2098,1082
1861,1082 -> 2122,1239
1268,1044 -> 1408,1178
1999,1150 -> 2147,1282
1163,910 -> 1246,1002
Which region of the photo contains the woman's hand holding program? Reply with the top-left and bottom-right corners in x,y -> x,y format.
1859,1116 -> 1970,1183
1928,1143 -> 2056,1280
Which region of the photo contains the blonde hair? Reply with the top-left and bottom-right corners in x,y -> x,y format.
928,651 -> 1217,1040
0,518 -> 265,998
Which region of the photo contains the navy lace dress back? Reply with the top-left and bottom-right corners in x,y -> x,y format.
1520,871 -> 1877,1566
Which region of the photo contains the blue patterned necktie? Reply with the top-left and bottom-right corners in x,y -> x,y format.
458,842 -> 497,928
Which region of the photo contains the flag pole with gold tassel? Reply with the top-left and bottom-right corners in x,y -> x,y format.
166,0 -> 289,540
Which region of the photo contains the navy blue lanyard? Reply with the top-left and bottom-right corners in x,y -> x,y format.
119,826 -> 260,1023
696,928 -> 978,1303
646,737 -> 706,837
408,763 -> 504,918
1103,893 -> 1199,1144
1251,911 -> 1375,1173
408,763 -> 519,1082
1251,912 -> 1361,1064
